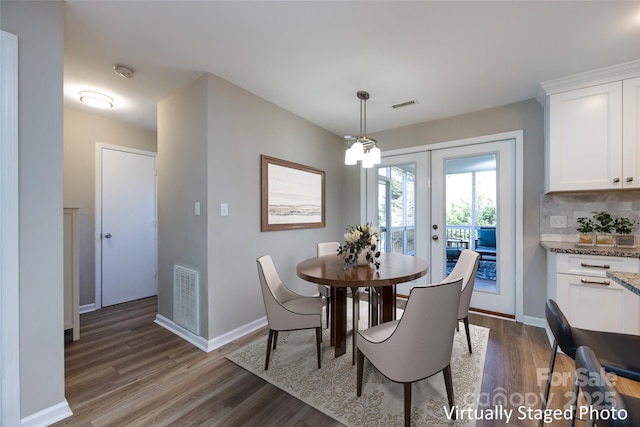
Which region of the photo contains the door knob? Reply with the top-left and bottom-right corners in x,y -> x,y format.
432,235 -> 439,241
104,233 -> 112,239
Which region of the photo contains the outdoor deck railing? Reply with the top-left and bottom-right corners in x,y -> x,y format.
446,225 -> 496,249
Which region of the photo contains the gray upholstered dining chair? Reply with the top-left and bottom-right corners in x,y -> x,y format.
443,249 -> 480,353
356,277 -> 463,427
316,242 -> 340,327
256,255 -> 323,370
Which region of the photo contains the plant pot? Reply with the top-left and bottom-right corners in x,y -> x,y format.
595,233 -> 614,247
357,250 -> 371,266
576,233 -> 595,246
615,234 -> 636,248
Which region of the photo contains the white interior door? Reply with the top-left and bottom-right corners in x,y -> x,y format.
100,146 -> 157,307
431,139 -> 516,315
365,152 -> 430,295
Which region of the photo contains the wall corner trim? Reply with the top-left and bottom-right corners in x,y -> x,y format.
20,400 -> 72,427
154,314 -> 267,353
522,315 -> 546,330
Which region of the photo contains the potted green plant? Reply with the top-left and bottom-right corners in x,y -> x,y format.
576,217 -> 595,246
592,211 -> 615,246
613,216 -> 637,248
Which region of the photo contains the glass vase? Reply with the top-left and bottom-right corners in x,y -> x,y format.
615,234 -> 636,248
595,233 -> 614,247
576,233 -> 594,246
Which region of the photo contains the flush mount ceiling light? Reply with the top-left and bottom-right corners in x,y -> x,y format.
344,91 -> 381,168
79,91 -> 113,109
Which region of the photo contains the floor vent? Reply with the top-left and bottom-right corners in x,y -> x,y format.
173,265 -> 199,335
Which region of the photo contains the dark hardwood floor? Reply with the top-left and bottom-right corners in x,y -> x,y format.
52,297 -> 640,427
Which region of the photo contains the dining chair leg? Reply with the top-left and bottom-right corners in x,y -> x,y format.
443,364 -> 456,419
404,383 -> 412,427
356,349 -> 365,397
463,317 -> 472,353
568,371 -> 579,427
315,327 -> 322,369
351,287 -> 360,365
272,330 -> 278,349
539,340 -> 558,427
265,329 -> 275,370
326,295 -> 331,328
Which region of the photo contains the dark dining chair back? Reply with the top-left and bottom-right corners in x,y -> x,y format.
572,346 -> 640,427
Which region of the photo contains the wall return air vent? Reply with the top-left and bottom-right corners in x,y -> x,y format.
173,265 -> 199,335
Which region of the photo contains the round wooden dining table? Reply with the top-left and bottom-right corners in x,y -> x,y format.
296,252 -> 428,359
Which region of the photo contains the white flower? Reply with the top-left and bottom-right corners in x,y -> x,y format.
371,234 -> 377,246
352,230 -> 362,241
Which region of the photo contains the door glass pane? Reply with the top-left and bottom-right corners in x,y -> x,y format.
377,164 -> 415,255
445,155 -> 497,292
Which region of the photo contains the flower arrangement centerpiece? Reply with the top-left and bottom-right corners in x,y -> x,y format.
338,223 -> 381,269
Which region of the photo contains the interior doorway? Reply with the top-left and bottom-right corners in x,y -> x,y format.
0,29 -> 20,426
95,144 -> 158,308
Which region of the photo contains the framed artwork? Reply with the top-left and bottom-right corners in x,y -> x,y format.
261,155 -> 325,231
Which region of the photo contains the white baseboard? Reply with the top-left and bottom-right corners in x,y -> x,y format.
154,314 -> 210,352
21,400 -> 72,427
522,315 -> 546,329
154,314 -> 267,353
79,303 -> 96,314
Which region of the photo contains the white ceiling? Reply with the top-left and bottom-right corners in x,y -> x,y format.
64,1 -> 640,136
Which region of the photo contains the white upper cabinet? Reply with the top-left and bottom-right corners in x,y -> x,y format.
623,76 -> 640,190
539,60 -> 640,193
547,82 -> 622,191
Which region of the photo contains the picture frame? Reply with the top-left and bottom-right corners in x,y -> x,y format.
261,155 -> 325,231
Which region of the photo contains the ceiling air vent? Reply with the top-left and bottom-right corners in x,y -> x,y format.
391,99 -> 418,109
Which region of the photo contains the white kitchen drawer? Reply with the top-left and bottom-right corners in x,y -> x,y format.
556,272 -> 640,334
556,253 -> 639,278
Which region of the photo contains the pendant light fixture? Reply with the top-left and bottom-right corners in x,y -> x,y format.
344,91 -> 381,168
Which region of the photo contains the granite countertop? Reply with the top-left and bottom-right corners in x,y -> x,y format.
606,271 -> 640,296
540,241 -> 640,258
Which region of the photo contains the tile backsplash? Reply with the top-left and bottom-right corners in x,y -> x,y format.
540,191 -> 640,241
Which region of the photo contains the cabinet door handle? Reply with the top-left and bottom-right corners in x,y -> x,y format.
613,177 -> 621,183
580,278 -> 610,286
580,262 -> 610,269
626,177 -> 634,183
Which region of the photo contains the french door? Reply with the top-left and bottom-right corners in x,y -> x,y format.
365,152 -> 430,295
365,138 -> 518,316
432,140 -> 516,316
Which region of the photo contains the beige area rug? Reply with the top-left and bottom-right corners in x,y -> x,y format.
227,303 -> 489,426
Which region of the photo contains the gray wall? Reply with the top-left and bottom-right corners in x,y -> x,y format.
158,75 -> 210,336
1,0 -> 66,419
64,108 -> 157,306
358,99 -> 547,318
158,73 -> 345,340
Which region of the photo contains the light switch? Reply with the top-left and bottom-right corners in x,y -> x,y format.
220,203 -> 228,217
194,202 -> 201,216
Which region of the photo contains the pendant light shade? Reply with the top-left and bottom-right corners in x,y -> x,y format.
344,91 -> 381,168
